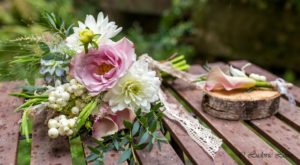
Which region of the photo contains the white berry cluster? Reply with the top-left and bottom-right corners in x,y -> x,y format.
48,115 -> 77,138
65,79 -> 85,97
71,100 -> 85,114
48,86 -> 70,110
48,79 -> 85,111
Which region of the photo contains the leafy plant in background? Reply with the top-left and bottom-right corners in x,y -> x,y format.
0,0 -> 99,82
127,0 -> 195,61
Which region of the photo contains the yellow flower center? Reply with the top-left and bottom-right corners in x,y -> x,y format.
79,28 -> 95,44
123,80 -> 142,96
96,63 -> 114,75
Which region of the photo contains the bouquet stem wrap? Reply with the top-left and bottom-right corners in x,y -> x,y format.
141,55 -> 222,158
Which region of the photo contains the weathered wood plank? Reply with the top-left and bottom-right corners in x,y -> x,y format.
227,61 -> 300,163
249,116 -> 300,163
0,81 -> 23,165
229,60 -> 300,104
135,132 -> 184,165
167,65 -> 290,165
230,60 -> 300,131
81,137 -> 127,165
163,91 -> 238,165
277,99 -> 300,131
30,110 -> 72,165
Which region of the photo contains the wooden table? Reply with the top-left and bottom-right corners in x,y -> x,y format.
0,60 -> 300,165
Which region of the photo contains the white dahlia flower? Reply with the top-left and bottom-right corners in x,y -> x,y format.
104,59 -> 161,112
66,12 -> 122,52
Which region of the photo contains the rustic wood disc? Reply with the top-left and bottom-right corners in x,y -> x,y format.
202,89 -> 281,120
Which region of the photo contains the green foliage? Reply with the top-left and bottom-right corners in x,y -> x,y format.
87,102 -> 167,165
0,0 -> 86,82
0,38 -> 43,83
21,109 -> 30,142
42,12 -> 74,39
75,100 -> 98,133
127,0 -> 195,61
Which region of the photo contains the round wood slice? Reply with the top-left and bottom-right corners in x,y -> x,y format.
202,89 -> 281,120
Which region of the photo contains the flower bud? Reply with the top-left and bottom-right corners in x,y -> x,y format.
48,128 -> 59,138
70,79 -> 77,85
61,92 -> 70,101
58,127 -> 65,136
249,73 -> 267,81
56,98 -> 64,105
79,28 -> 95,44
60,119 -> 69,127
66,129 -> 73,136
68,119 -> 76,128
63,126 -> 70,132
48,96 -> 56,103
48,119 -> 58,128
71,107 -> 80,114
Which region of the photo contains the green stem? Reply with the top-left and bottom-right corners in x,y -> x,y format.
170,55 -> 185,64
255,81 -> 273,88
131,145 -> 138,164
173,60 -> 186,68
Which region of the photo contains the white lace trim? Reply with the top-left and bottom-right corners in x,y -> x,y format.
140,55 -> 222,158
140,54 -> 205,90
158,89 -> 222,158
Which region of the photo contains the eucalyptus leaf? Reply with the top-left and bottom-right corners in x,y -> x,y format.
86,154 -> 99,161
139,132 -> 149,145
118,149 -> 132,163
131,121 -> 140,136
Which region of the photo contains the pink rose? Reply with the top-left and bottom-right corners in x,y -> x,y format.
92,105 -> 135,140
205,66 -> 256,91
70,37 -> 136,95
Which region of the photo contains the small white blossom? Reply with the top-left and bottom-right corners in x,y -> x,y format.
66,12 -> 122,52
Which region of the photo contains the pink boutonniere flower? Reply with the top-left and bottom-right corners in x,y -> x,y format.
205,66 -> 256,91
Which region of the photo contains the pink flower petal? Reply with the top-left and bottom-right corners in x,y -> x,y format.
92,117 -> 118,140
205,66 -> 256,91
113,109 -> 136,130
69,37 -> 136,95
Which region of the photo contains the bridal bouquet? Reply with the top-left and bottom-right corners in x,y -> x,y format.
9,11 -> 296,164
10,12 -> 198,164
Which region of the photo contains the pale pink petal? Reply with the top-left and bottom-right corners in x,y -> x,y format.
205,66 -> 256,91
113,109 -> 136,130
69,38 -> 136,95
92,117 -> 118,140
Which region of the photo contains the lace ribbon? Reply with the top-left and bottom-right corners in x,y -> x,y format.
140,55 -> 222,158
140,54 -> 205,89
158,89 -> 222,158
271,78 -> 296,109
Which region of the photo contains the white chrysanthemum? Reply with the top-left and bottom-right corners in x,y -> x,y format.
104,60 -> 161,112
66,12 -> 122,52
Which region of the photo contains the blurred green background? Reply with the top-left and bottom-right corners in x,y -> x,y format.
1,0 -> 300,84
